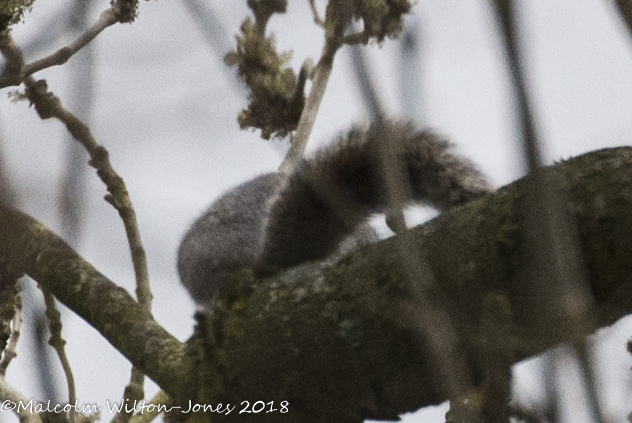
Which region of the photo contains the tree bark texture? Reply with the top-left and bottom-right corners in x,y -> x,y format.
2,147 -> 632,421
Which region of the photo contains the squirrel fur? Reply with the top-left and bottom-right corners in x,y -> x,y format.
178,120 -> 492,308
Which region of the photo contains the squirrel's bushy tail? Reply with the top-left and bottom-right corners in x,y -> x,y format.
262,120 -> 492,267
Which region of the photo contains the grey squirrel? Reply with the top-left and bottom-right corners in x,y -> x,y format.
178,120 -> 492,309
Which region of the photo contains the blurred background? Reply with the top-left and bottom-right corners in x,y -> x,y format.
2,0 -> 632,421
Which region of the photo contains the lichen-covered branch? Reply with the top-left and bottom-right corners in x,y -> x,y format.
128,390 -> 171,423
0,264 -> 21,375
0,206 -> 193,399
23,77 -> 153,421
307,0 -> 325,27
3,147 -> 632,420
0,377 -> 43,423
0,0 -> 34,32
0,0 -> 139,89
21,9 -> 118,77
42,290 -> 76,423
190,146 -> 632,421
0,292 -> 21,376
279,0 -> 412,172
23,76 -> 153,314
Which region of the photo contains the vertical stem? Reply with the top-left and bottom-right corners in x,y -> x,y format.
490,1 -> 602,421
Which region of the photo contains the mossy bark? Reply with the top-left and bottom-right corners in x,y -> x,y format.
2,147 -> 632,421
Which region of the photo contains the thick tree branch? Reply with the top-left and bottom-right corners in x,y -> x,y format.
0,207 -> 193,399
2,147 -> 632,420
192,146 -> 632,421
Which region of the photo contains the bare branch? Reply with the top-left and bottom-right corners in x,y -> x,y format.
398,21 -> 424,122
111,368 -> 145,423
348,28 -> 382,117
307,0 -> 325,27
1,0 -> 138,88
42,290 -> 76,423
2,147 -> 632,417
23,76 -> 153,312
0,206 -> 192,398
22,9 -> 117,77
128,390 -> 171,423
278,0 -> 355,172
58,0 -> 96,247
347,38 -> 480,400
0,30 -> 24,88
491,1 -> 602,420
23,76 -> 154,418
0,283 -> 21,376
0,377 -> 44,423
21,4 -> 73,58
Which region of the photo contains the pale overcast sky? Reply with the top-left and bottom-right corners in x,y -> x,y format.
2,1 -> 632,422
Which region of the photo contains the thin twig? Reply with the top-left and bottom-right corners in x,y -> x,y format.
128,390 -> 172,423
307,0 -> 325,27
278,48 -> 335,171
0,377 -> 44,423
540,351 -> 561,423
381,129 -> 476,399
25,279 -> 64,405
22,76 -> 154,421
42,289 -> 76,423
347,27 -> 407,232
1,0 -> 137,88
0,206 -> 190,399
279,1 -> 355,173
490,0 -> 601,421
0,290 -> 22,376
23,76 -> 153,313
347,18 -> 478,401
572,340 -> 605,422
111,368 -> 145,423
22,9 -> 117,77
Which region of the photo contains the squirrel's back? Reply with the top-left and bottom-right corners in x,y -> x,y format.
177,173 -> 284,306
